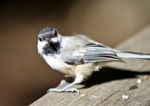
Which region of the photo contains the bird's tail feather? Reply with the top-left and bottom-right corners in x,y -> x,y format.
117,51 -> 150,60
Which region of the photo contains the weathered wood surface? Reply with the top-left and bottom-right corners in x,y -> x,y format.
30,26 -> 150,106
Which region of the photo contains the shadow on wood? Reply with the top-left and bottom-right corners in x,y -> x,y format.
83,67 -> 150,88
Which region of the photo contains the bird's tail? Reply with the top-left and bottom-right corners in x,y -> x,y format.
116,51 -> 150,60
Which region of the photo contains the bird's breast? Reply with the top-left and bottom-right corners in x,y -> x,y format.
42,55 -> 75,75
42,55 -> 63,70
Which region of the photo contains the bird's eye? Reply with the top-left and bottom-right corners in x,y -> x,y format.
53,31 -> 57,37
38,37 -> 42,41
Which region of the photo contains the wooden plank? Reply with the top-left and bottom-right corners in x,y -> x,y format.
30,26 -> 150,106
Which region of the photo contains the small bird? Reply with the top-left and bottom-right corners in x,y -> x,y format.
37,27 -> 150,94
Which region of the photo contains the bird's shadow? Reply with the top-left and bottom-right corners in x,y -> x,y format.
82,67 -> 150,88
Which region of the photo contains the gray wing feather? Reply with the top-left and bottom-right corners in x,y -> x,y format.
61,35 -> 121,65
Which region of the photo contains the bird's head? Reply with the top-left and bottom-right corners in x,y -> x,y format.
38,27 -> 61,43
37,27 -> 62,55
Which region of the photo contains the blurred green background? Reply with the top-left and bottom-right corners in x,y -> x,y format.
0,0 -> 150,106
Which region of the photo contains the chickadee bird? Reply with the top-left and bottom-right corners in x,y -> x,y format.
37,27 -> 150,94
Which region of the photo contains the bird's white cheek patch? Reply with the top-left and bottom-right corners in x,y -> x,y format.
51,37 -> 58,43
37,41 -> 47,54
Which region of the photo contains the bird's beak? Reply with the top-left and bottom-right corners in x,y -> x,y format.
47,39 -> 52,43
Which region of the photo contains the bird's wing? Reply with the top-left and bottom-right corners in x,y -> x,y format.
61,35 -> 121,65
